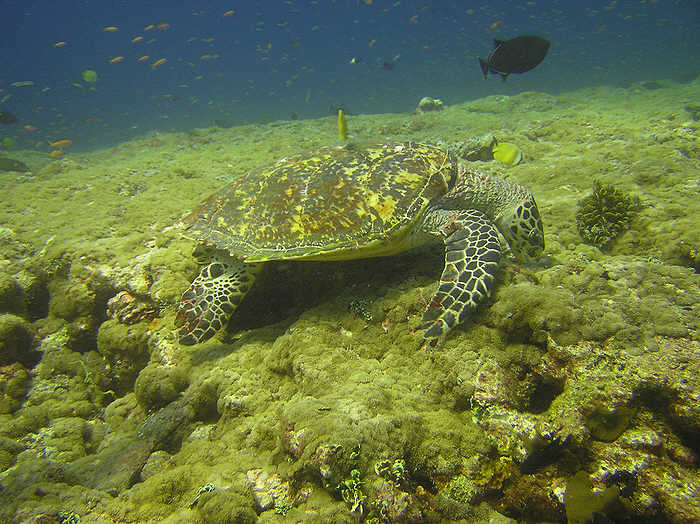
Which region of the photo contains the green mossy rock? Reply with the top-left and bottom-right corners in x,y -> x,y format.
97,319 -> 150,394
66,433 -> 152,494
4,368 -> 30,399
195,489 -> 257,524
39,416 -> 90,463
186,374 -> 220,422
0,274 -> 25,316
104,393 -> 145,433
46,263 -> 113,351
487,282 -> 583,346
135,364 -> 189,411
0,366 -> 31,414
0,449 -> 13,472
0,157 -> 28,172
140,450 -> 176,481
0,436 -> 22,472
14,269 -> 49,320
36,343 -> 84,379
586,405 -> 636,442
126,466 -> 202,518
565,470 -> 619,524
0,314 -> 37,367
48,279 -> 97,321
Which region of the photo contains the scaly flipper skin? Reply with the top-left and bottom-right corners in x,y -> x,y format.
175,255 -> 259,345
420,209 -> 501,344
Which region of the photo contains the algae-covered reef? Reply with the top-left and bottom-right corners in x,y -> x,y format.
0,80 -> 699,523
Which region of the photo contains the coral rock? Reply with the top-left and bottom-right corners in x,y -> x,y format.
107,291 -> 157,325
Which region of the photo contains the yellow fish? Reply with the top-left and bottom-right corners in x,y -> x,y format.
492,142 -> 522,166
337,109 -> 348,141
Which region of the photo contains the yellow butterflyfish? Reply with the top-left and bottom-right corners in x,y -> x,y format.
492,142 -> 522,166
337,109 -> 348,141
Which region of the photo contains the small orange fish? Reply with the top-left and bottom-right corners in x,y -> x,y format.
488,20 -> 503,31
109,56 -> 124,64
21,124 -> 38,132
49,149 -> 64,158
49,139 -> 72,148
223,10 -> 235,16
137,55 -> 150,62
152,58 -> 167,68
103,26 -> 119,32
132,36 -> 144,43
144,24 -> 155,31
156,22 -> 170,30
54,41 -> 67,48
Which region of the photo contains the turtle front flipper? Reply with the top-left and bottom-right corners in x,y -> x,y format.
421,209 -> 501,344
175,254 -> 260,345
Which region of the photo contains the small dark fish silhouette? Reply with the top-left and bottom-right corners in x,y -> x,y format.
381,61 -> 395,71
0,110 -> 18,124
479,35 -> 550,81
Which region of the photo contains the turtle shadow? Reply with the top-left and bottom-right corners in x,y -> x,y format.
227,246 -> 443,334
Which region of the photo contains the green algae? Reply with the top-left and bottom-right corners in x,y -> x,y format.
103,393 -> 144,433
487,281 -> 583,347
195,489 -> 258,524
0,314 -> 36,367
96,319 -> 150,394
0,367 -> 30,414
0,273 -> 24,315
0,157 -> 28,172
565,470 -> 619,524
585,405 -> 637,442
134,364 -> 189,411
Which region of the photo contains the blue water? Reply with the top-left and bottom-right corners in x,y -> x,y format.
1,0 -> 698,152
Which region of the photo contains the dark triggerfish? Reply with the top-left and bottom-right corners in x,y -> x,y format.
479,35 -> 550,81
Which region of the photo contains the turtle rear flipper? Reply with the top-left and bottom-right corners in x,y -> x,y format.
421,209 -> 501,344
175,255 -> 259,345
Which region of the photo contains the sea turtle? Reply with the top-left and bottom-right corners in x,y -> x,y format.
174,142 -> 544,345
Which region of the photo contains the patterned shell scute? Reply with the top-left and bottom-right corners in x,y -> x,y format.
181,142 -> 457,261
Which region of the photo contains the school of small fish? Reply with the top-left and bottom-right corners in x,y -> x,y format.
0,3 -> 555,156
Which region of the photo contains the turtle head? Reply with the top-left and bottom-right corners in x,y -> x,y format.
497,194 -> 544,262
